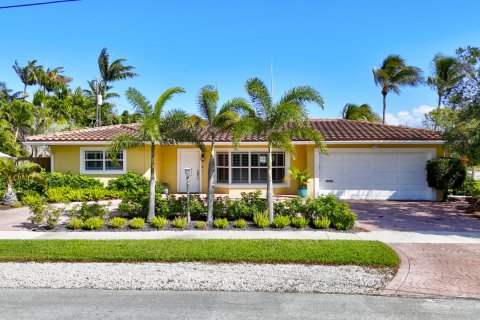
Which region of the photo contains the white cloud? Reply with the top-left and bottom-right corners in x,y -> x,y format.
385,105 -> 435,127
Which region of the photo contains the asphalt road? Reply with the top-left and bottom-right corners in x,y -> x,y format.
0,289 -> 478,320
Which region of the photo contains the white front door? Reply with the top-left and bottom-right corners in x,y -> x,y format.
177,149 -> 201,193
317,148 -> 436,200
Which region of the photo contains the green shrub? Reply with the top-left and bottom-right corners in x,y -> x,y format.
233,218 -> 247,228
107,171 -> 149,192
330,204 -> 356,230
427,157 -> 467,201
172,217 -> 187,229
118,197 -> 146,219
108,217 -> 127,229
83,217 -> 104,230
67,218 -> 84,230
213,218 -> 229,229
291,216 -> 309,228
195,221 -> 206,229
313,217 -> 331,229
253,211 -> 269,228
69,202 -> 110,221
272,215 -> 290,228
21,194 -> 41,206
44,188 -> 69,203
274,197 -> 307,217
129,217 -> 145,229
151,216 -> 167,229
27,198 -> 63,229
15,172 -> 103,195
451,177 -> 479,197
241,190 -> 267,217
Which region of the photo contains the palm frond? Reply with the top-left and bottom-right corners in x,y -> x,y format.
231,117 -> 263,148
288,125 -> 326,152
267,131 -> 296,156
279,86 -> 324,108
154,87 -> 186,120
125,87 -> 152,117
107,134 -> 145,159
218,97 -> 253,117
245,77 -> 272,118
197,85 -> 218,122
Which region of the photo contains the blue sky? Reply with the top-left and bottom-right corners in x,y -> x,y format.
2,0 -> 480,126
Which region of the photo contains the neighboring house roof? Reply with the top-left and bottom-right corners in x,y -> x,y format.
25,119 -> 443,144
0,152 -> 12,158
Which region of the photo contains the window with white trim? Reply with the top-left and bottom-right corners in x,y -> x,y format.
216,151 -> 286,184
81,148 -> 126,174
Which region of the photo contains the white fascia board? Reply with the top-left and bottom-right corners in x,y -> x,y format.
25,139 -> 445,146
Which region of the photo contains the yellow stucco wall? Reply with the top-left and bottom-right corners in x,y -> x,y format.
50,142 -> 443,199
50,144 -> 151,185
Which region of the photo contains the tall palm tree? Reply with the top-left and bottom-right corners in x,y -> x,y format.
108,87 -> 203,221
193,85 -> 250,224
0,82 -> 21,101
233,78 -> 325,223
427,54 -> 464,129
97,48 -> 138,96
12,60 -> 41,98
0,158 -> 43,205
373,55 -> 424,124
341,103 -> 380,122
1,100 -> 34,141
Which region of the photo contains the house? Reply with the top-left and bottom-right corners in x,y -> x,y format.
24,119 -> 444,200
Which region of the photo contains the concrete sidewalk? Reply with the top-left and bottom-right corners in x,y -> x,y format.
0,230 -> 479,243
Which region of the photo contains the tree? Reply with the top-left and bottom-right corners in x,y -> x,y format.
193,85 -> 250,224
0,82 -> 21,101
233,78 -> 325,223
426,157 -> 467,201
36,67 -> 72,94
341,103 -> 380,122
0,100 -> 34,142
95,48 -> 138,126
12,60 -> 41,98
373,55 -> 424,124
108,87 -> 203,221
427,54 -> 463,129
0,158 -> 43,205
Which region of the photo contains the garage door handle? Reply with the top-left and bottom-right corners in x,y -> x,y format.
325,180 -> 333,183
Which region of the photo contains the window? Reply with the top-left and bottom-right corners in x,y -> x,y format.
81,148 -> 126,174
216,151 -> 286,185
216,153 -> 229,183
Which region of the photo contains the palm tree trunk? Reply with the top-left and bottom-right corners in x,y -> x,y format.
434,94 -> 442,130
23,83 -> 27,100
206,140 -> 215,224
382,93 -> 387,124
147,143 -> 156,221
267,145 -> 274,224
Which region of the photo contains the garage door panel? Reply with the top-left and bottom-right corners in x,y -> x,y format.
318,149 -> 435,201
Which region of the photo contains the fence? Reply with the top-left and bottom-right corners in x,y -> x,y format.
17,157 -> 51,172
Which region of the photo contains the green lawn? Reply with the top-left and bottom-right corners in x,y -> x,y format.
0,239 -> 398,267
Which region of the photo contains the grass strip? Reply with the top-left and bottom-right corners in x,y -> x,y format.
0,239 -> 398,267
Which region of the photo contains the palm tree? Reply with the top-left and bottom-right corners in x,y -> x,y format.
0,82 -> 21,102
233,78 -> 325,223
108,87 -> 203,221
1,100 -> 34,141
193,85 -> 250,224
12,60 -> 41,98
427,54 -> 464,129
37,67 -> 72,93
341,103 -> 380,122
373,55 -> 424,124
0,158 -> 43,205
97,48 -> 138,96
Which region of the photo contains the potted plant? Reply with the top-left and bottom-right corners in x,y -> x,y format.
288,167 -> 311,198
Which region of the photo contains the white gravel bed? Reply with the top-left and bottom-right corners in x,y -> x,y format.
0,262 -> 394,294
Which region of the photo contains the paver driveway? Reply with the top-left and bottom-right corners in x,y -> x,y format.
348,200 -> 480,232
348,200 -> 480,298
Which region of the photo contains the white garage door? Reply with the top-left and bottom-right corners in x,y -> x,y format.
317,148 -> 436,200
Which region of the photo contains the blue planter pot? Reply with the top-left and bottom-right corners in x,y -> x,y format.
297,187 -> 308,198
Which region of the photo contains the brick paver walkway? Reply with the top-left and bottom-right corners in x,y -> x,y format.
383,244 -> 480,298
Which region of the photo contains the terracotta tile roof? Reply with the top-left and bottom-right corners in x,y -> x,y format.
25,119 -> 443,143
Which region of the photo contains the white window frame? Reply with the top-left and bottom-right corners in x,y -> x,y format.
80,147 -> 127,175
215,149 -> 290,189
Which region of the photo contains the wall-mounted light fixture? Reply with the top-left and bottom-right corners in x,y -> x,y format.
201,154 -> 205,161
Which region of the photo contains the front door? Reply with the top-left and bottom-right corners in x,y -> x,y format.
178,149 -> 201,193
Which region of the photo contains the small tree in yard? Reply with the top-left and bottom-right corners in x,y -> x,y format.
233,77 -> 325,224
426,157 -> 467,201
108,88 -> 203,222
192,85 -> 251,224
0,158 -> 44,205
